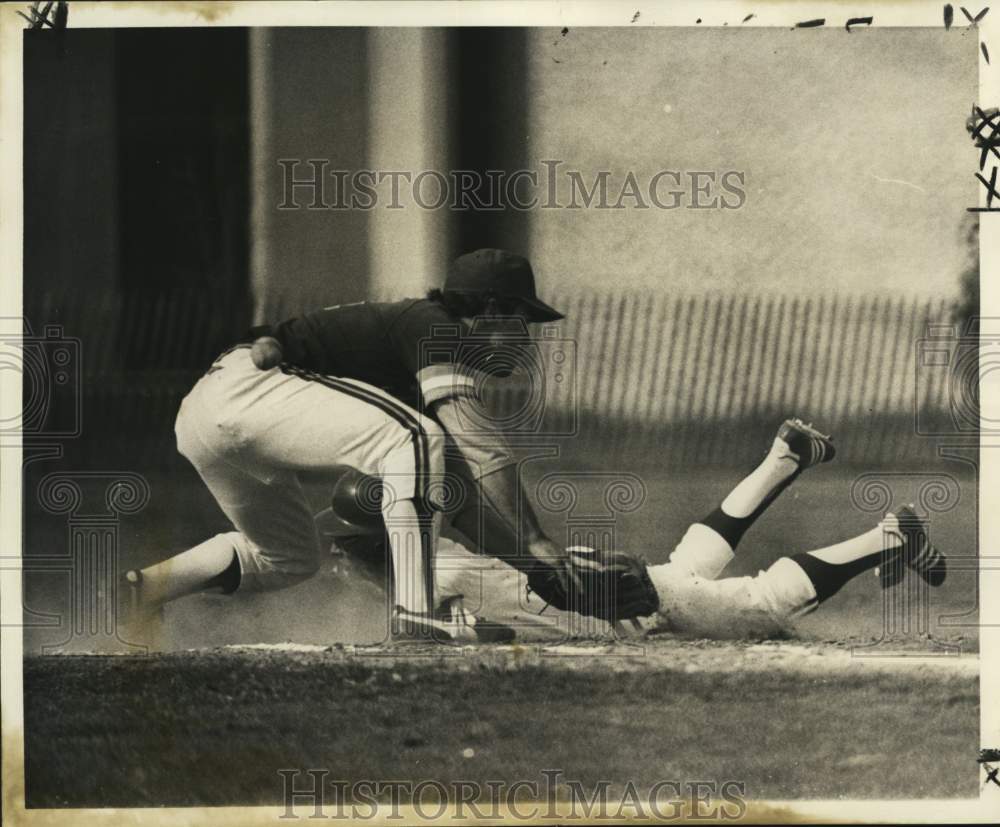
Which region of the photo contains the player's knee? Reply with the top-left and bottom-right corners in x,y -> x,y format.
288,559 -> 321,585
173,406 -> 199,462
235,538 -> 321,592
755,557 -> 818,621
257,557 -> 320,591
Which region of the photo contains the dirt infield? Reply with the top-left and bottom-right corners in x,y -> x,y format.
219,635 -> 980,675
21,466 -> 981,807
24,636 -> 978,808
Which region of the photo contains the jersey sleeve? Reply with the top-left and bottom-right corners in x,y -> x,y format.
266,315 -> 328,372
389,301 -> 482,405
434,396 -> 517,479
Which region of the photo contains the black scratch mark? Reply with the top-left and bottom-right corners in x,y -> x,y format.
742,13 -> 755,23
945,4 -> 954,28
631,10 -> 640,23
17,0 -> 67,29
845,16 -> 873,32
967,105 -> 1000,170
983,41 -> 991,62
960,5 -> 988,23
968,105 -> 999,139
795,18 -> 826,28
976,166 -> 999,208
553,57 -> 561,63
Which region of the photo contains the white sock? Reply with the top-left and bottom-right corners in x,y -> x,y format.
720,438 -> 800,518
384,498 -> 438,615
789,517 -> 906,603
138,533 -> 238,606
808,517 -> 903,565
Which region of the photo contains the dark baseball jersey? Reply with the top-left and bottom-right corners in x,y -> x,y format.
260,298 -> 475,410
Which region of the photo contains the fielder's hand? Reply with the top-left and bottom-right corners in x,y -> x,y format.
251,336 -> 284,370
525,546 -> 660,622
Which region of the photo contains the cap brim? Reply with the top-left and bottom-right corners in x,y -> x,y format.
521,296 -> 565,322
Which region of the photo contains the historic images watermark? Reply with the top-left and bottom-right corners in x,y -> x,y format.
848,470 -> 969,656
277,160 -> 747,212
0,319 -> 82,444
278,770 -> 747,821
418,318 -> 579,440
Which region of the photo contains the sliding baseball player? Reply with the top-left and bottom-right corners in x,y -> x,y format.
321,418 -> 947,639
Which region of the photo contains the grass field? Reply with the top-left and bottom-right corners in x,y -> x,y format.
24,640 -> 978,808
21,460 -> 981,806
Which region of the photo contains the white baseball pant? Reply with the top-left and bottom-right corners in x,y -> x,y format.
175,346 -> 444,597
647,524 -> 819,638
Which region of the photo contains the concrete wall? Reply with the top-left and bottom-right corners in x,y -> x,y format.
249,28 -> 535,315
249,28 -> 370,320
24,30 -> 119,299
366,28 -> 453,300
524,28 -> 977,297
248,26 -> 977,314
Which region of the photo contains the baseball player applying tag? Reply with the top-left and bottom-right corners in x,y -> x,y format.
125,249 -> 594,645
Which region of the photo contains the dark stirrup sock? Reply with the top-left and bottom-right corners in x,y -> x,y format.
702,469 -> 803,552
790,551 -> 880,603
700,507 -> 754,550
203,551 -> 242,594
748,468 -> 801,521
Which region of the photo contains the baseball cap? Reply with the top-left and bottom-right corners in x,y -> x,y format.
444,248 -> 564,322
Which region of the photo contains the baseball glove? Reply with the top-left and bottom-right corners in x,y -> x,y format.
525,546 -> 660,622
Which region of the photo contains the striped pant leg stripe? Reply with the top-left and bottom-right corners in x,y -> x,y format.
280,365 -> 436,610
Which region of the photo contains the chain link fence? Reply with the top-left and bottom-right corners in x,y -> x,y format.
23,288 -> 967,470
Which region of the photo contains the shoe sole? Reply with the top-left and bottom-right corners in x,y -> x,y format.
391,620 -> 515,645
390,615 -> 477,645
879,508 -> 947,589
778,417 -> 836,468
896,507 -> 947,587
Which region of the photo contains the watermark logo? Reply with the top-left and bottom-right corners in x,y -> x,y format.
277,770 -> 747,821
0,320 -> 82,443
8,471 -> 152,653
418,317 -> 578,442
534,471 -> 648,640
277,160 -> 747,212
849,472 -> 968,656
914,317 -> 1000,437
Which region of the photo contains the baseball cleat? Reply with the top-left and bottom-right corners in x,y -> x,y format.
120,569 -> 162,647
876,506 -> 947,589
437,595 -> 516,644
391,597 -> 514,645
774,417 -> 836,470
122,569 -> 146,617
